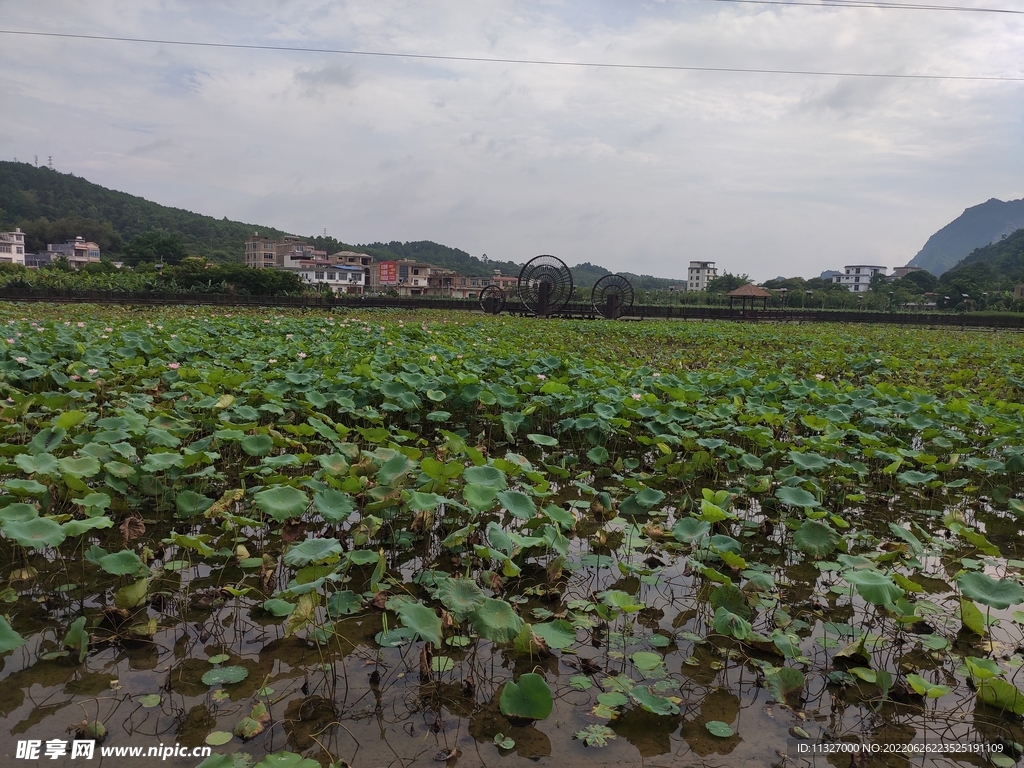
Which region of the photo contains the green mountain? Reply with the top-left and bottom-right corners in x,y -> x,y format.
907,197 -> 1024,276
939,226 -> 1024,292
0,161 -> 685,287
0,161 -> 290,259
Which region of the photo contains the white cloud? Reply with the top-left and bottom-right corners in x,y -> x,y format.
1,0 -> 1021,279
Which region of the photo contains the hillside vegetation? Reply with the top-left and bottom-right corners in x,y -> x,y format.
0,162 -> 688,288
907,197 -> 1024,276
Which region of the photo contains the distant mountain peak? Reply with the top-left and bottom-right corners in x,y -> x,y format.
908,197 -> 1024,276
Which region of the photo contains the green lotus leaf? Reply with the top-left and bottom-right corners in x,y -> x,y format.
5,478 -> 48,495
958,572 -> 1024,610
705,721 -> 734,737
283,537 -> 343,568
586,446 -> 609,464
499,673 -> 553,720
0,616 -> 25,653
532,620 -> 576,650
710,584 -> 751,619
775,486 -> 819,508
311,489 -> 356,528
97,549 -> 148,577
906,673 -> 951,698
469,598 -> 524,643
765,666 -> 805,704
977,677 -> 1024,715
240,434 -> 274,456
15,452 -> 59,476
897,470 -> 938,486
629,687 -> 679,715
377,453 -> 414,485
712,606 -> 752,640
253,485 -> 309,522
0,503 -> 40,523
462,465 -> 507,490
62,517 -> 115,537
788,452 -> 830,471
175,490 -> 214,517
842,569 -> 904,605
599,589 -> 644,613
966,656 -> 1003,680
793,520 -> 840,558
114,578 -> 150,609
437,578 -> 487,622
3,517 -> 66,549
201,665 -> 249,686
326,590 -> 362,617
396,602 -> 443,646
630,651 -> 663,671
58,456 -> 102,479
261,599 -> 296,617
527,434 -> 558,447
495,490 -> 537,520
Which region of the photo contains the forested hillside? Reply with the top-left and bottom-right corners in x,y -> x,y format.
0,161 -> 686,285
0,161 -> 289,260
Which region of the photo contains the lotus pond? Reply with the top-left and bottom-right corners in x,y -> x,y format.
5,307 -> 1024,767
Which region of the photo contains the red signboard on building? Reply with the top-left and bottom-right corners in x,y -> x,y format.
379,261 -> 397,284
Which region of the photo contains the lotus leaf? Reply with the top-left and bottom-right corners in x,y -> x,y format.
201,665 -> 249,686
396,602 -> 443,646
495,489 -> 537,520
630,686 -> 679,715
533,620 -> 576,649
462,465 -> 507,490
499,673 -> 553,720
253,485 -> 309,522
842,569 -> 904,605
705,721 -> 734,738
437,578 -> 487,622
775,486 -> 818,508
793,520 -> 840,558
470,598 -> 524,643
3,517 -> 66,549
284,537 -> 343,567
958,572 -> 1024,610
0,616 -> 25,653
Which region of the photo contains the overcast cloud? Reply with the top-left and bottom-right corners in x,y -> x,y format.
2,0 -> 1022,280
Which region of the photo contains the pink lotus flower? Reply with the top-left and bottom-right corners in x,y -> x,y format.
429,355 -> 437,361
104,327 -> 113,332
286,333 -> 294,339
297,352 -> 307,359
70,374 -> 80,381
268,359 -> 277,364
537,374 -> 546,380
15,356 -> 26,364
631,393 -> 643,401
87,368 -> 98,375
167,362 -> 180,370
76,322 -> 85,327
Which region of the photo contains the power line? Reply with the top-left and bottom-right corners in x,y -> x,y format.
711,0 -> 1024,13
0,28 -> 1021,81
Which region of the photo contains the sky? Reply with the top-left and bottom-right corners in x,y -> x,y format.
2,0 -> 1022,281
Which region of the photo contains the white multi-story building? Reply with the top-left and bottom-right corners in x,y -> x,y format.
833,265 -> 886,292
281,262 -> 366,294
687,261 -> 717,292
0,228 -> 27,265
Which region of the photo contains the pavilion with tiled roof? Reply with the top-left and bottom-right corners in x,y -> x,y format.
726,282 -> 773,311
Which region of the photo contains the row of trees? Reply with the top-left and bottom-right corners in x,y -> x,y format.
0,257 -> 305,295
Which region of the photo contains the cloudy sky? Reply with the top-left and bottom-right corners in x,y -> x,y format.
2,0 -> 1022,280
